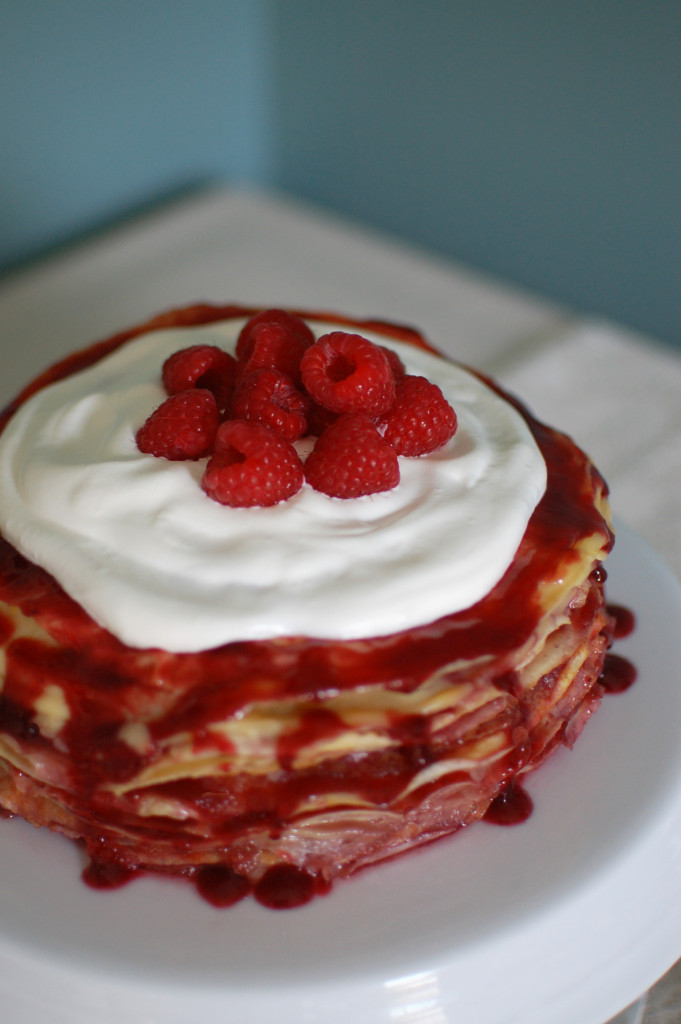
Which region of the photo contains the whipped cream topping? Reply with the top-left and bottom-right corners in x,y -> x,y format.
0,318 -> 547,652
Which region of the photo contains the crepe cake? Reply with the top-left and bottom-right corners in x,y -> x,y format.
0,304 -> 625,909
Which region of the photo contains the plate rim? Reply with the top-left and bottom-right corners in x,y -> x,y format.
1,520 -> 680,1024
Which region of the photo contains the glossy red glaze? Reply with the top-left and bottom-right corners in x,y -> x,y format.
194,864 -> 250,908
253,864 -> 329,909
608,603 -> 636,640
0,611 -> 14,646
82,859 -> 140,891
600,653 -> 638,694
483,783 -> 534,826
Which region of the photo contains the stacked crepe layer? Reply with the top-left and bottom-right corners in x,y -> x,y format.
0,305 -> 615,887
0,491 -> 612,884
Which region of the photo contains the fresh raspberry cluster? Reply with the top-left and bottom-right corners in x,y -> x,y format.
136,310 -> 458,507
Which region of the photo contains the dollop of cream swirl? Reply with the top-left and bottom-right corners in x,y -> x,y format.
0,319 -> 546,652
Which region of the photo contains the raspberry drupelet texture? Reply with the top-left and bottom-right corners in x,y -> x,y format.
136,311 -> 459,506
231,369 -> 309,443
379,345 -> 406,379
237,323 -> 312,387
162,344 -> 237,411
300,332 -> 396,417
381,374 -> 458,456
136,389 -> 220,460
202,419 -> 304,507
304,413 -> 400,498
305,399 -> 339,438
236,310 -> 315,375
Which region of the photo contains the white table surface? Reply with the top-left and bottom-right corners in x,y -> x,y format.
0,186 -> 679,1023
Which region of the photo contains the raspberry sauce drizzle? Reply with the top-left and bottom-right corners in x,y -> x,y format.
600,653 -> 637,694
0,307 -> 636,909
195,864 -> 251,908
83,857 -> 328,910
82,859 -> 140,891
483,783 -> 534,826
608,603 -> 636,640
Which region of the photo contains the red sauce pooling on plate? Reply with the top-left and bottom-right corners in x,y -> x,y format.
608,603 -> 636,640
83,858 -> 330,910
194,864 -> 251,908
0,305 -> 637,908
253,864 -> 329,909
483,783 -> 534,826
82,859 -> 140,890
600,653 -> 637,694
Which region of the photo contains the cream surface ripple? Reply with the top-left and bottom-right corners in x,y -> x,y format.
0,319 -> 546,651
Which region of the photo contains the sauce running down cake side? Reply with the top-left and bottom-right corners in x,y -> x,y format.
0,304 -> 634,909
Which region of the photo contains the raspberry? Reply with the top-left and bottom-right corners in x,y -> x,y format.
202,420 -> 304,507
300,332 -> 396,417
305,399 -> 338,437
304,413 -> 400,498
238,322 -> 312,387
236,309 -> 315,365
231,369 -> 309,443
162,345 -> 237,410
379,345 -> 406,379
136,389 -> 220,460
381,375 -> 458,456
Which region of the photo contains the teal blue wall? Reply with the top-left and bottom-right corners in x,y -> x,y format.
272,1 -> 681,347
2,2 -> 680,347
1,1 -> 275,264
